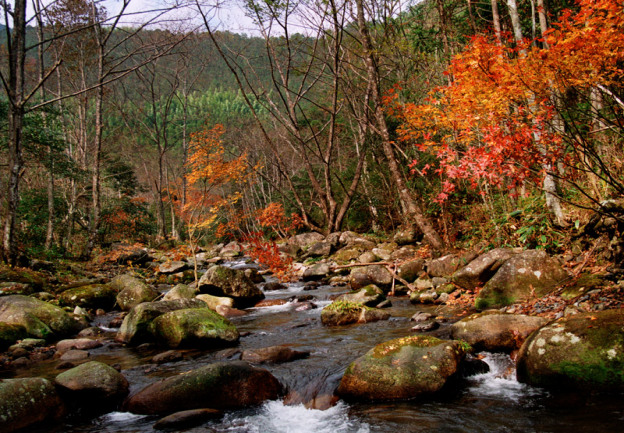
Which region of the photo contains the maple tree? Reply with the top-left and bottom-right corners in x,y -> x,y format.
393,0 -> 624,212
177,123 -> 250,281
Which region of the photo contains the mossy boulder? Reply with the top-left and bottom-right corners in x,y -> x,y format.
149,308 -> 239,348
336,335 -> 468,401
198,266 -> 264,308
333,246 -> 365,264
452,248 -> 516,291
58,284 -> 116,310
320,300 -> 390,326
0,295 -> 85,341
475,250 -> 569,310
0,265 -> 46,293
111,274 -> 160,311
335,285 -> 386,307
55,361 -> 129,413
0,377 -> 66,432
116,299 -> 207,345
516,309 -> 624,391
450,311 -> 548,352
124,361 -> 283,415
0,323 -> 27,351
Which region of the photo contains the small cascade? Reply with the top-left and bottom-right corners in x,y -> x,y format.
467,353 -> 544,401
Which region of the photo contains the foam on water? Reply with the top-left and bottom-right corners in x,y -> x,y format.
220,401 -> 370,433
97,412 -> 147,423
468,353 -> 543,401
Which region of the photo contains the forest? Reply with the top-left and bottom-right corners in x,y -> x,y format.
0,0 -> 622,264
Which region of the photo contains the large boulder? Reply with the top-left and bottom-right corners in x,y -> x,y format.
336,335 -> 468,401
321,301 -> 390,326
0,295 -> 84,341
54,361 -> 129,412
0,265 -> 46,293
426,254 -> 463,278
111,274 -> 160,311
302,263 -> 331,281
349,265 -> 393,291
116,299 -> 207,345
0,377 -> 65,432
149,308 -> 239,348
198,266 -> 264,308
58,284 -> 116,310
397,259 -> 425,283
475,250 -> 569,309
517,309 -> 624,391
305,241 -> 333,258
452,248 -> 517,291
291,232 -> 325,250
158,261 -> 189,275
335,285 -> 386,307
450,311 -> 548,352
124,361 -> 283,415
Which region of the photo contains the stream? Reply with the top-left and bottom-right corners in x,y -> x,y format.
10,259 -> 624,432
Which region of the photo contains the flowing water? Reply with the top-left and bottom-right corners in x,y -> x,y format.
12,260 -> 624,432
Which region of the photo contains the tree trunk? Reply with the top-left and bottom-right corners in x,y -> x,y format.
492,0 -> 502,45
354,0 -> 444,251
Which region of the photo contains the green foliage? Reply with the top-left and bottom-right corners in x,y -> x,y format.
17,190 -> 68,259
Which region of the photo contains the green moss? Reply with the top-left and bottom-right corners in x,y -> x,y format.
371,335 -> 442,358
363,285 -> 379,297
552,360 -> 624,386
324,300 -> 367,314
475,294 -> 515,310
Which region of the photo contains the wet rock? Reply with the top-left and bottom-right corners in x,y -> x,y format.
452,248 -> 517,291
336,335 -> 468,401
152,350 -> 183,364
410,311 -> 434,322
302,263 -> 331,281
450,311 -> 548,352
56,338 -> 103,354
54,361 -> 129,412
58,284 -> 116,310
124,361 -> 283,415
162,284 -> 197,301
60,349 -> 89,362
0,323 -> 27,351
116,299 -> 206,345
241,345 -> 310,364
295,302 -> 317,311
245,269 -> 265,284
255,299 -> 287,308
517,309 -> 624,391
158,261 -> 189,275
303,281 -> 320,290
149,308 -> 239,348
196,294 -> 234,311
198,266 -> 264,308
215,305 -> 248,318
460,356 -> 490,377
0,295 -> 85,341
0,377 -> 65,432
263,282 -> 286,291
335,285 -> 386,307
411,320 -> 439,332
153,408 -> 222,431
111,275 -> 160,311
475,250 -> 569,309
321,301 -> 390,326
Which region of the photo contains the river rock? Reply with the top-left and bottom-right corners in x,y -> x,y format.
450,311 -> 548,352
452,248 -> 517,291
516,309 -> 624,391
152,350 -> 183,364
0,323 -> 27,351
306,241 -> 333,258
158,261 -> 188,275
349,265 -> 393,291
196,294 -> 235,310
113,245 -> 151,265
241,345 -> 310,364
116,299 -> 207,345
321,301 -> 390,326
393,225 -> 420,245
58,284 -> 117,310
427,254 -> 462,278
56,338 -> 103,354
336,335 -> 468,401
215,305 -> 247,318
397,259 -> 425,283
59,349 -> 89,362
153,408 -> 222,431
54,361 -> 129,412
124,361 -> 283,415
162,284 -> 197,301
198,266 -> 264,308
338,232 -> 376,249
335,285 -> 386,307
0,265 -> 46,292
302,263 -> 331,281
263,282 -> 287,291
291,232 -> 325,249
149,308 -> 239,348
475,250 -> 569,309
0,377 -> 65,432
0,295 -> 84,341
220,242 -> 242,258
111,275 -> 160,311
